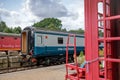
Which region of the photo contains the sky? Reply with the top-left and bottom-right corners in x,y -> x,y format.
0,0 -> 84,30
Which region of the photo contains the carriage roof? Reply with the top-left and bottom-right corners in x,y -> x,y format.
0,32 -> 20,37
24,26 -> 84,37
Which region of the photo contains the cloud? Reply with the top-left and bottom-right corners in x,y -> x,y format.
0,8 -> 21,18
0,0 -> 85,30
21,0 -> 83,30
0,8 -> 11,17
59,0 -> 84,30
23,0 -> 75,18
0,8 -> 27,28
60,16 -> 84,31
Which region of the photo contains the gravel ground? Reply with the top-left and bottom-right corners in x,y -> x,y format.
0,64 -> 66,80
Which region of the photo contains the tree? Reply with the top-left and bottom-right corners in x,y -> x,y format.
0,21 -> 21,34
0,21 -> 7,32
61,28 -> 67,32
33,18 -> 62,31
13,26 -> 22,34
3,27 -> 13,33
69,28 -> 84,34
78,28 -> 84,34
4,26 -> 22,34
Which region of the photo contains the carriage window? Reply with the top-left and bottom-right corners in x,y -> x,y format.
14,37 -> 17,40
1,37 -> 4,39
58,37 -> 63,44
37,35 -> 42,44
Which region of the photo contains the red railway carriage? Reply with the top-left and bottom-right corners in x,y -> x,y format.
0,32 -> 21,51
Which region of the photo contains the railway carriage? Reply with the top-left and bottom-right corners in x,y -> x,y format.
21,27 -> 85,65
0,32 -> 20,52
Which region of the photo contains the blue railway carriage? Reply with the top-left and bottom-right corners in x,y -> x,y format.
21,27 -> 84,65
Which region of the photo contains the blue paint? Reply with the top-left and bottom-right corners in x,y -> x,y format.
32,31 -> 84,57
33,46 -> 84,57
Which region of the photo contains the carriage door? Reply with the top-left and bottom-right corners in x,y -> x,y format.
21,31 -> 28,55
35,33 -> 45,55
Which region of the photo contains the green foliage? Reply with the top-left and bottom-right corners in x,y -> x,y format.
78,28 -> 84,34
33,18 -> 62,31
99,30 -> 103,37
61,28 -> 67,32
69,28 -> 84,34
0,21 -> 7,32
3,27 -> 13,33
13,26 -> 22,34
0,21 -> 21,34
47,23 -> 59,30
4,26 -> 22,34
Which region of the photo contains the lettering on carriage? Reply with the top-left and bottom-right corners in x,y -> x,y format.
15,45 -> 20,47
58,48 -> 74,51
0,44 -> 20,48
2,45 -> 14,48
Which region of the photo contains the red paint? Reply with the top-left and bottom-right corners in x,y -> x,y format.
0,34 -> 20,51
65,34 -> 86,80
45,36 -> 48,39
85,0 -> 120,80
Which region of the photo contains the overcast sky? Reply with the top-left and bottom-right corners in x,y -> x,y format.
0,0 -> 84,30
